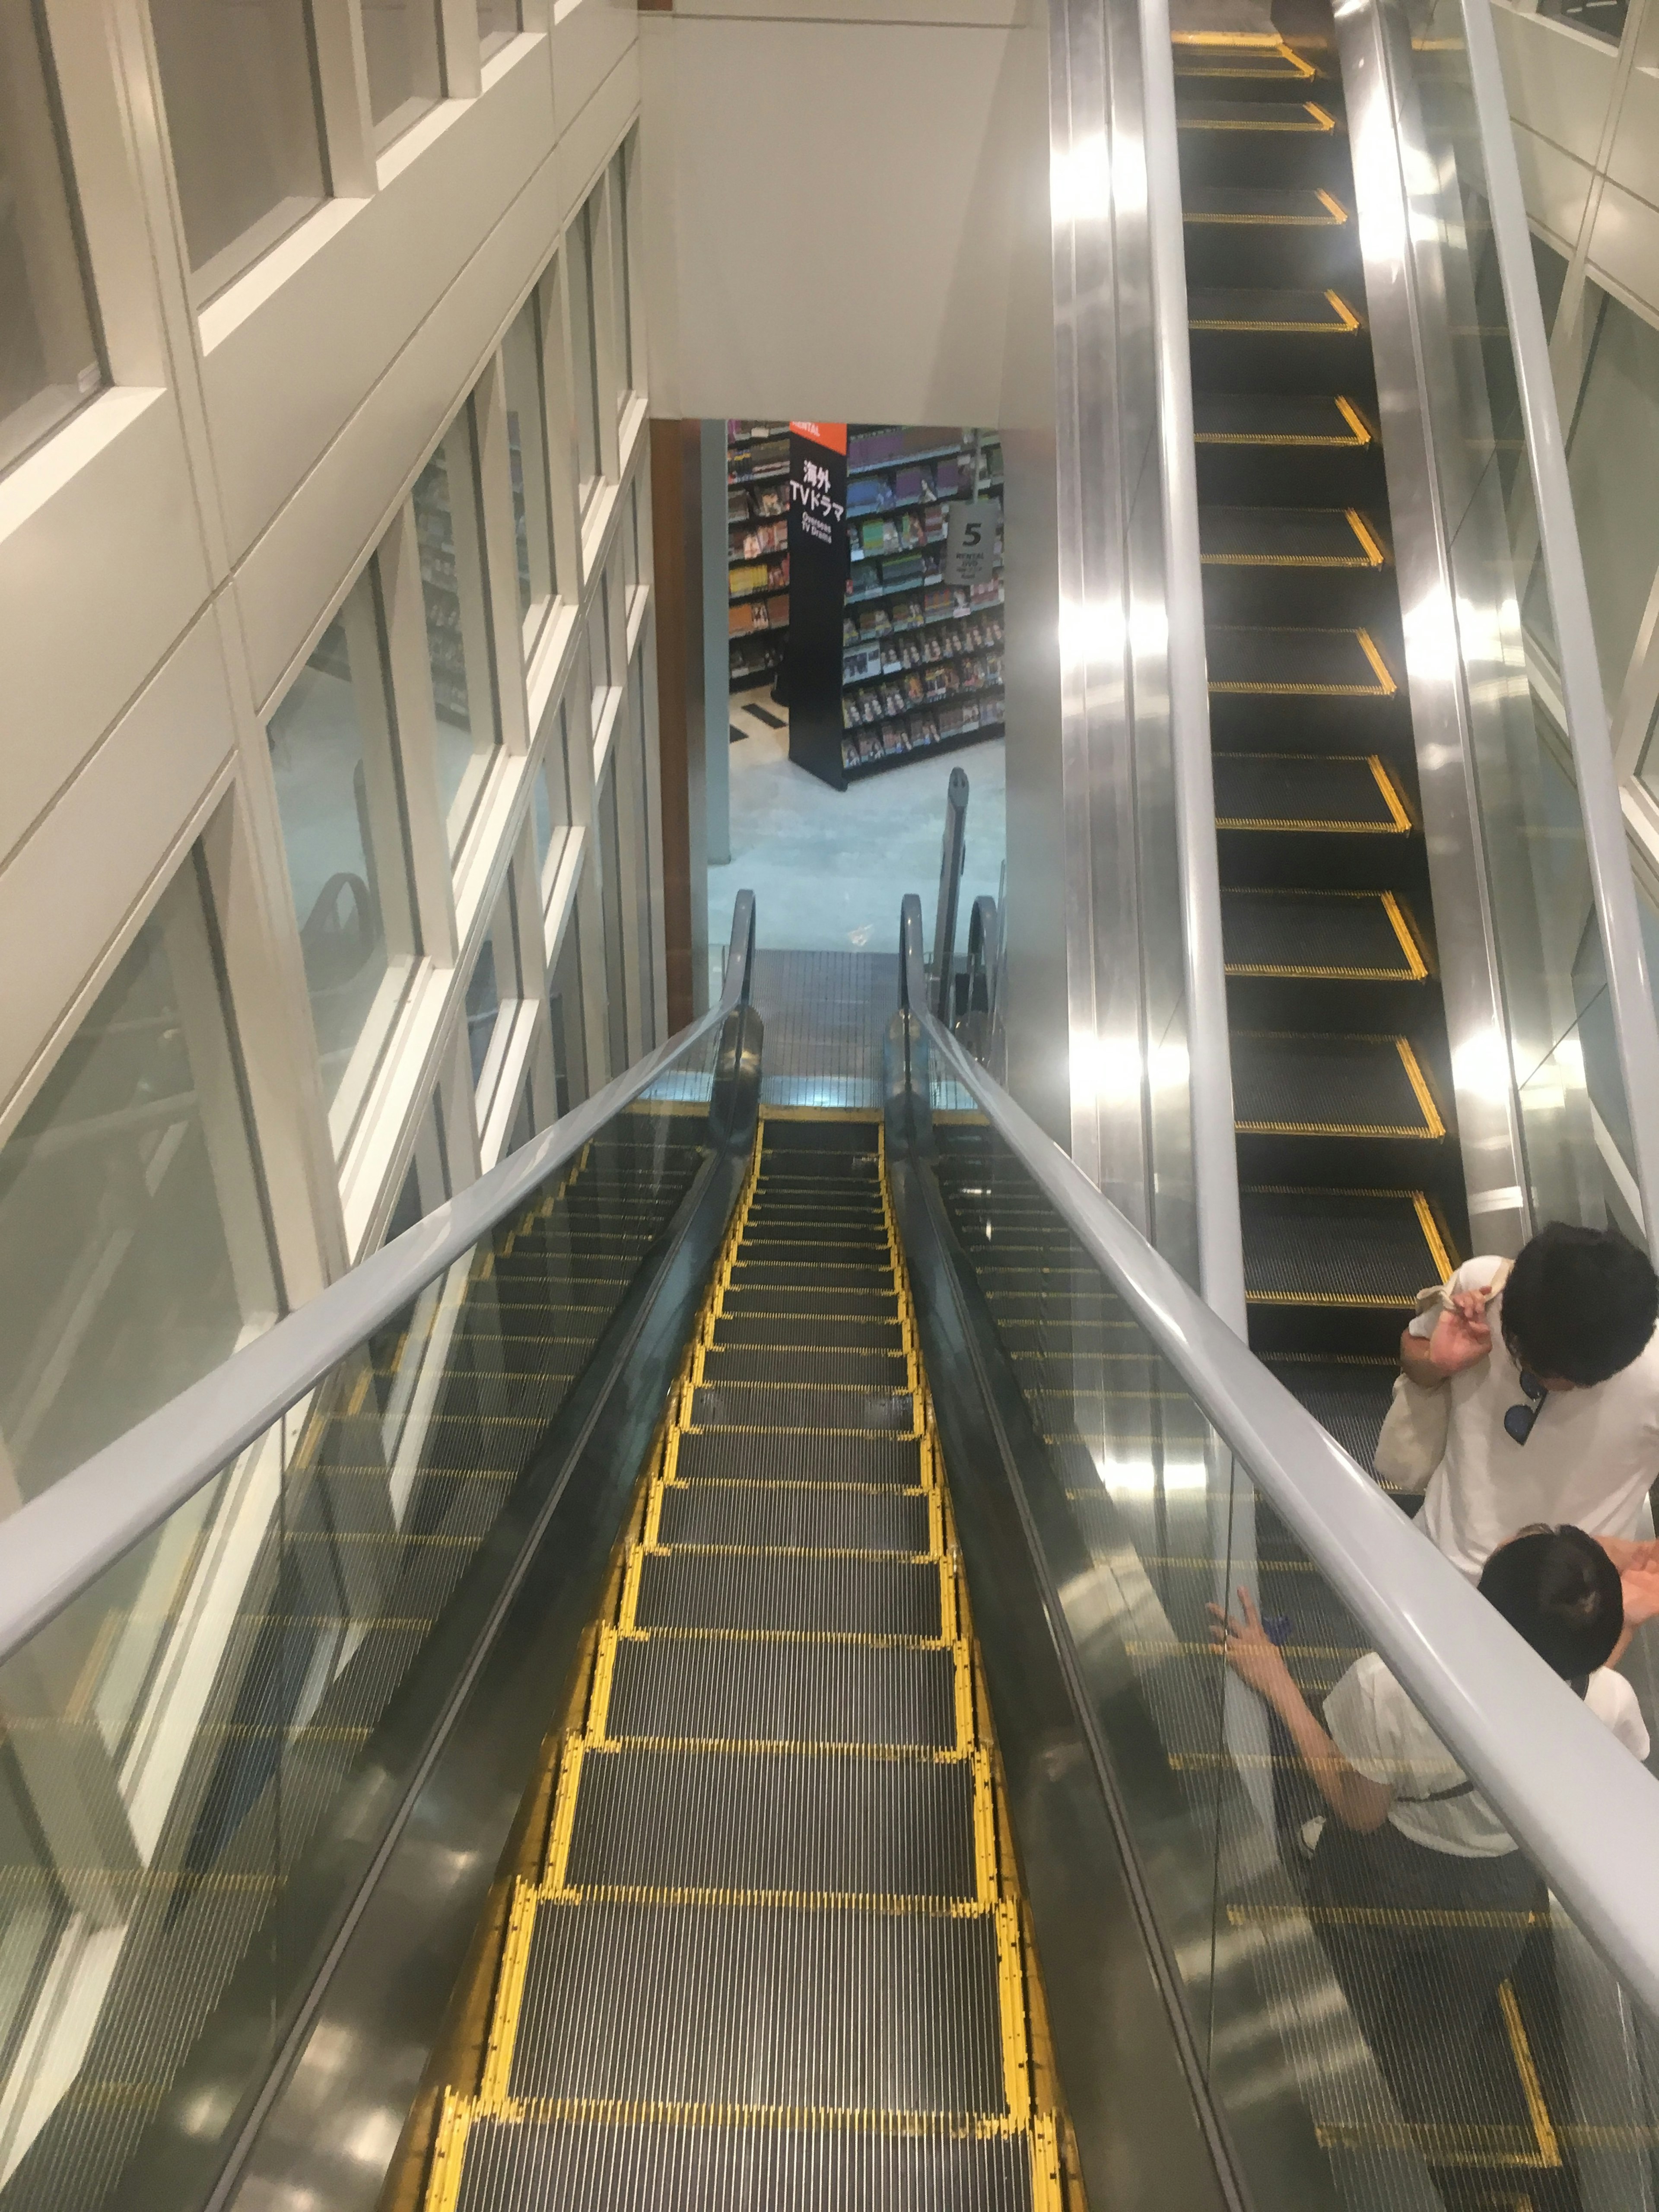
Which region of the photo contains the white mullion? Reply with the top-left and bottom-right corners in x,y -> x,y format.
587,174 -> 622,486
472,353 -> 531,753
378,503 -> 460,965
317,0 -> 378,195
439,0 -> 483,97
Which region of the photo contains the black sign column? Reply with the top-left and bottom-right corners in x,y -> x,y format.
782,420 -> 849,790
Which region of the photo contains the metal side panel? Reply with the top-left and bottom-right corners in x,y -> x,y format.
200,1144 -> 758,2212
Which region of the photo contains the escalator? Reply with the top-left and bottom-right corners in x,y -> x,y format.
423,1112 -> 1069,2212
1176,17 -> 1470,1461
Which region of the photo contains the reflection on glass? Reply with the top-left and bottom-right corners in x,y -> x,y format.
548,915 -> 586,1114
505,1079 -> 533,1155
598,764 -> 627,1075
503,286 -> 557,640
0,2 -> 102,475
1538,0 -> 1627,44
147,0 -> 326,299
414,416 -> 500,855
570,196 -> 604,501
533,709 -> 571,891
466,931 -> 501,1088
1560,286 -> 1659,706
478,0 -> 521,59
1532,232 -> 1568,339
360,0 -> 444,149
267,597 -> 419,1122
0,865 -> 275,1516
0,1102 -> 707,2210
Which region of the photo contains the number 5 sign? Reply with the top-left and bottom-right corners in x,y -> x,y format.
943,499 -> 1001,588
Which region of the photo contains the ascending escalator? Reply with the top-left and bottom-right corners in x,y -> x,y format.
1176,20 -> 1470,1461
423,1112 -> 1068,2212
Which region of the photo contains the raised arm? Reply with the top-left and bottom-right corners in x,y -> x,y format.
1210,1590 -> 1395,1833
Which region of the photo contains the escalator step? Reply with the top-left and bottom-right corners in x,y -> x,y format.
689,1385 -> 915,1433
1213,751 -> 1408,831
1174,37 -> 1316,81
712,1314 -> 904,1351
1189,286 -> 1359,333
1207,624 -> 1393,694
731,1262 -> 896,1293
738,1238 -> 893,1265
508,1898 -> 1004,2111
563,1745 -> 977,1899
1266,1355 -> 1396,1470
1241,1188 -> 1448,1306
455,2112 -> 1036,2211
1200,504 -> 1382,566
1221,888 -> 1425,978
1195,390 -> 1372,446
658,1479 -> 930,1554
1231,1033 -> 1442,1135
1178,98 -> 1337,132
699,1346 -> 910,1388
672,1430 -> 927,1488
635,1549 -> 942,1636
1184,183 -> 1345,223
607,1634 -> 958,1749
721,1284 -> 899,1319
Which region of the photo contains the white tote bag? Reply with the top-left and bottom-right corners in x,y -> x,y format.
1373,1260 -> 1510,1493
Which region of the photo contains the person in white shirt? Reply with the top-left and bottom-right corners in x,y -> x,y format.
1401,1223 -> 1659,1580
1211,1526 -> 1654,2118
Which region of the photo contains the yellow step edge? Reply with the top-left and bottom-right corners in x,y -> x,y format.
477,1882 -> 539,2107
423,2088 -> 475,2212
543,1738 -> 585,1890
539,1880 -> 992,1917
995,1899 -> 1033,2126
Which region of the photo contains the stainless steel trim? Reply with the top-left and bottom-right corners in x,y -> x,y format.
1455,0 -> 1659,1256
1136,0 -> 1247,1334
931,765 -> 969,1023
912,993 -> 1659,2020
0,891 -> 758,1673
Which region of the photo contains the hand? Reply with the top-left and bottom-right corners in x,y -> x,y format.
1621,1560 -> 1659,1631
1426,1290 -> 1493,1376
1601,1535 -> 1659,1575
1208,1588 -> 1293,1700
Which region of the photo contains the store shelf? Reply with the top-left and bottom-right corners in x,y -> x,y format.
842,719 -> 1005,781
846,439 -> 977,479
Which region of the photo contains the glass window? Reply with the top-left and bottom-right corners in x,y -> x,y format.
624,478 -> 641,595
505,1079 -> 533,1156
414,409 -> 501,855
359,0 -> 444,151
146,0 -> 327,300
0,2 -> 102,476
1532,232 -> 1568,339
548,915 -> 586,1114
532,702 -> 572,900
588,593 -> 612,734
610,143 -> 635,404
478,0 -> 521,58
503,286 -> 558,645
465,883 -> 519,1094
1564,286 -> 1659,706
1538,0 -> 1626,44
266,587 -> 419,1131
596,764 -> 627,1076
0,862 -> 276,1512
569,197 -> 603,506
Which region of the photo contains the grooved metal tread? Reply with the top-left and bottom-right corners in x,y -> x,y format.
1221,887 -> 1424,978
1241,1187 -> 1447,1304
634,1550 -> 943,1637
454,2113 -> 1037,2212
712,1314 -> 905,1351
658,1480 -> 931,1554
1178,98 -> 1337,130
606,1635 -> 959,1750
672,1430 -> 928,1488
1195,390 -> 1372,445
1266,1356 -> 1396,1469
1201,504 -> 1382,566
562,1745 -> 978,1899
699,1345 -> 910,1388
1231,1032 -> 1441,1136
720,1284 -> 901,1319
1207,624 -> 1393,694
690,1385 -> 916,1434
1185,184 -> 1345,223
1213,750 -> 1407,830
1190,287 -> 1360,333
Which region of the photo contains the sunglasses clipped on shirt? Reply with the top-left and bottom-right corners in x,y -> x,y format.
1504,1370 -> 1549,1446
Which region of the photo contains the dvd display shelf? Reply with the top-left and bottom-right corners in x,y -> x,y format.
833,425 -> 1004,784
728,421 -> 791,693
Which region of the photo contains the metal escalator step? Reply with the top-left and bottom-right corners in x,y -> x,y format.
1222,888 -> 1426,979
1178,98 -> 1336,130
671,1430 -> 927,1488
1207,623 -> 1393,694
690,1384 -> 915,1433
1201,505 -> 1383,567
1266,1355 -> 1396,1469
1190,287 -> 1360,334
712,1314 -> 904,1351
721,1284 -> 899,1319
563,1746 -> 977,1898
1184,183 -> 1344,222
1214,751 -> 1408,831
737,1242 -> 893,1268
730,1262 -> 895,1294
658,1480 -> 930,1553
1195,390 -> 1373,446
455,2113 -> 1036,2210
635,1550 -> 942,1636
508,1899 -> 1004,2110
1232,1033 -> 1443,1136
699,1345 -> 909,1388
607,1635 -> 957,1748
1241,1188 -> 1450,1306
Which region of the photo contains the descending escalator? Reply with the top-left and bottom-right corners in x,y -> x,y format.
421,1112 -> 1071,2212
1175,21 -> 1471,1463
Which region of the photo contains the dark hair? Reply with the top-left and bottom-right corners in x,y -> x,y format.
1478,1526 -> 1623,1679
1501,1222 -> 1659,1386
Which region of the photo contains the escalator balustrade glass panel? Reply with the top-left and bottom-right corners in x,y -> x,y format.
0,1048 -> 721,2212
422,1112 -> 1075,2212
928,1100 -> 1659,2212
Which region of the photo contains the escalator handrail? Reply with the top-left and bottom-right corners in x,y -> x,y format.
1448,0 -> 1659,1256
897,893 -> 1659,2021
0,891 -> 759,1674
